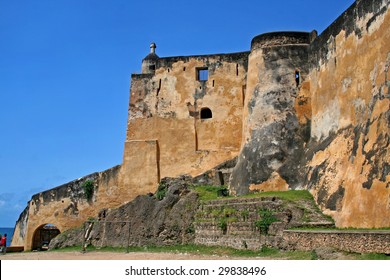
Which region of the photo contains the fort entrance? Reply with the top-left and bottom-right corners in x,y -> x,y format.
32,224 -> 60,250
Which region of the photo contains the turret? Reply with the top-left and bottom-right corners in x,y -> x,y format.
230,31 -> 311,195
141,42 -> 159,74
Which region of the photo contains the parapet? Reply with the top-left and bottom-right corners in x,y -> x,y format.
251,31 -> 311,50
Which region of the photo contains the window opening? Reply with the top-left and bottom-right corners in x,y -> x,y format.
183,67 -> 186,71
236,64 -> 239,76
149,65 -> 156,71
197,68 -> 208,81
212,80 -> 215,87
295,70 -> 300,87
200,107 -> 212,119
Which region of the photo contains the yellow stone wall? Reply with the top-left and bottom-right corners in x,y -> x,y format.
306,3 -> 390,227
123,54 -> 247,185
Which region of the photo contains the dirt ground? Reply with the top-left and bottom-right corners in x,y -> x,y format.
0,251 -> 263,260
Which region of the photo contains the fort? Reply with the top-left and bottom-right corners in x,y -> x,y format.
11,0 -> 390,252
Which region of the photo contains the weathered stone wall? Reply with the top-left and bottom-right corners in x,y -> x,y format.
49,176 -> 199,249
194,196 -> 334,250
123,52 -> 248,190
284,230 -> 390,254
12,165 -> 126,250
230,32 -> 311,194
229,0 -> 389,228
304,0 -> 390,228
194,198 -> 390,254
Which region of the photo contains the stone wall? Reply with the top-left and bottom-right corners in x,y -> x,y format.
123,52 -> 248,186
194,197 -> 390,254
284,230 -> 390,254
230,32 -> 311,194
194,195 -> 333,250
49,176 -> 199,249
229,0 -> 390,228
12,165 -> 127,250
304,0 -> 390,228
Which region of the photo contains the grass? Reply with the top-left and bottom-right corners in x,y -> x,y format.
191,185 -> 229,201
241,190 -> 314,201
191,185 -> 315,203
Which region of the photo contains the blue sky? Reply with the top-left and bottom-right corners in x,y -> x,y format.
0,0 -> 355,227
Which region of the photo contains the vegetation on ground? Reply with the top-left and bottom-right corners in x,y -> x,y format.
46,244 -> 390,260
255,209 -> 278,235
155,181 -> 168,200
191,185 -> 316,203
190,185 -> 229,201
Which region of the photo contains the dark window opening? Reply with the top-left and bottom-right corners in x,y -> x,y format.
197,68 -> 208,81
167,68 -> 170,73
183,67 -> 186,71
295,70 -> 300,87
149,65 -> 156,71
200,107 -> 212,119
236,64 -> 239,76
212,80 -> 215,87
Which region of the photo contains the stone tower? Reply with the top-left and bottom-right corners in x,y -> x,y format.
230,32 -> 312,194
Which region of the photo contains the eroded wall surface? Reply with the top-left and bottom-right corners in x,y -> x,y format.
121,53 -> 248,191
230,32 -> 312,194
12,166 -> 125,250
305,0 -> 390,227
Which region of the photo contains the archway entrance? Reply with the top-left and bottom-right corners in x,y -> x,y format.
32,224 -> 60,251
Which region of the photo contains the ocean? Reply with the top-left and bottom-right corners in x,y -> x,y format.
0,227 -> 14,247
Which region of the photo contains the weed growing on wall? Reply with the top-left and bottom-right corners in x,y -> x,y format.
82,180 -> 95,200
155,182 -> 168,200
255,208 -> 278,235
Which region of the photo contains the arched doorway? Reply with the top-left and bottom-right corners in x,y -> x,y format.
32,224 -> 60,250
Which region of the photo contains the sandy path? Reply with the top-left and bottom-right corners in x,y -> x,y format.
0,251 -> 262,260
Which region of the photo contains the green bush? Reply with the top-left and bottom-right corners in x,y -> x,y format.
82,180 -> 95,200
218,218 -> 228,234
241,209 -> 249,221
255,208 -> 278,235
155,182 -> 168,200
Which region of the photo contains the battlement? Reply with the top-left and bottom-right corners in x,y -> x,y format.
250,31 -> 312,50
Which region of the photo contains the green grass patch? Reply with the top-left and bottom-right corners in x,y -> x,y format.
241,190 -> 314,201
192,186 -> 314,202
191,185 -> 229,201
356,253 -> 390,260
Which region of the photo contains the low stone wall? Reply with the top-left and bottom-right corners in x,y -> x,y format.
194,197 -> 390,254
194,195 -> 334,251
284,230 -> 390,254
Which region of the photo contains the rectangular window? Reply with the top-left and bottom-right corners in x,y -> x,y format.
197,68 -> 208,81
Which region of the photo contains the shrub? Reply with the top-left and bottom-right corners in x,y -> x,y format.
255,208 -> 278,235
217,218 -> 228,234
155,182 -> 168,200
241,209 -> 249,221
82,180 -> 95,200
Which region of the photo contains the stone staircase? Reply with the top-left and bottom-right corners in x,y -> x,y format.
194,196 -> 334,250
